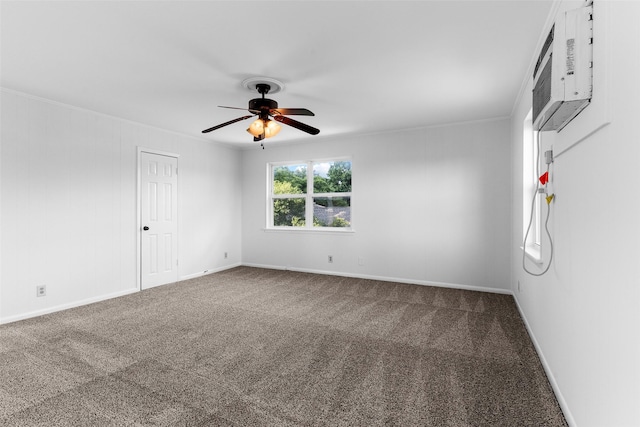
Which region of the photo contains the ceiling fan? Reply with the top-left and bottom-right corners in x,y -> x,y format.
201,82 -> 320,144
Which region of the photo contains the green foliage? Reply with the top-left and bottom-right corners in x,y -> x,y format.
330,217 -> 350,227
273,171 -> 306,226
273,166 -> 306,194
291,216 -> 306,227
273,161 -> 352,227
273,197 -> 305,227
313,161 -> 352,194
273,180 -> 301,196
313,162 -> 352,208
314,197 -> 350,209
327,161 -> 352,192
312,214 -> 350,228
313,176 -> 331,194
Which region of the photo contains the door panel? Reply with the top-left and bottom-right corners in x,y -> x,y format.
141,152 -> 178,289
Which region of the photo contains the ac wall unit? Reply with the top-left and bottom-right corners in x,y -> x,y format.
532,4 -> 593,132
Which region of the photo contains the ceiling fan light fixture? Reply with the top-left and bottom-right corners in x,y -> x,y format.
247,119 -> 263,137
265,120 -> 281,138
247,118 -> 281,138
202,78 -> 319,143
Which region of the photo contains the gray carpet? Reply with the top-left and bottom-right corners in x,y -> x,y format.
0,267 -> 567,426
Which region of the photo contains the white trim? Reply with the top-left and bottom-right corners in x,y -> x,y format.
0,264 -> 243,324
0,262 -> 512,322
513,293 -> 575,426
138,147 -> 181,160
0,288 -> 139,325
241,116 -> 512,151
522,244 -> 544,266
0,87 -> 224,146
241,263 -> 512,295
136,148 -> 180,291
263,227 -> 355,235
179,263 -> 242,281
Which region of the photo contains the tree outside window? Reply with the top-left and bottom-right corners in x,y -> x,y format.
270,160 -> 352,229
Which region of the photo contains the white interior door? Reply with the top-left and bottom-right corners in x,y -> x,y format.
140,151 -> 178,290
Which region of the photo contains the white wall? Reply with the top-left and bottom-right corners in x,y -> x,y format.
0,90 -> 242,323
242,119 -> 512,292
510,1 -> 640,425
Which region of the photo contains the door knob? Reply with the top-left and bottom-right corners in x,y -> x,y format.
143,226 -> 149,231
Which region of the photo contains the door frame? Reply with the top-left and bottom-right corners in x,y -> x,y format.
136,147 -> 180,291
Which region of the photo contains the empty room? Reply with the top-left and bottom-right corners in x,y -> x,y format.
1,1 -> 638,426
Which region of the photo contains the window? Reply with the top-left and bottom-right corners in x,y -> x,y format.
269,159 -> 352,230
523,109 -> 541,259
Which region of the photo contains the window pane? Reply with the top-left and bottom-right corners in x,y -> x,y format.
313,161 -> 351,193
273,198 -> 306,227
273,164 -> 307,194
313,197 -> 351,227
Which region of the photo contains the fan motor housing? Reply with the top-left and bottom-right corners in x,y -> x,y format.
249,98 -> 278,111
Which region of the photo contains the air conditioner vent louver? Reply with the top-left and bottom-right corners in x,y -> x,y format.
534,26 -> 555,79
533,58 -> 554,121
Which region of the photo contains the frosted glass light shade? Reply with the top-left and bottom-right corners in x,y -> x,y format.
264,120 -> 281,138
247,119 -> 264,137
247,119 -> 281,138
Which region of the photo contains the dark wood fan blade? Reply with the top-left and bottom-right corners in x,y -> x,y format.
219,106 -> 261,115
218,105 -> 246,110
202,115 -> 253,133
270,108 -> 315,116
273,115 -> 320,135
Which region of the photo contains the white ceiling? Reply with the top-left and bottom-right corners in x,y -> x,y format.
1,1 -> 552,148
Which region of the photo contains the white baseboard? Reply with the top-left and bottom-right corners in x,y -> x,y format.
0,288 -> 139,325
0,262 -> 509,324
512,293 -> 575,427
0,264 -> 244,325
179,263 -> 242,281
240,263 -> 512,295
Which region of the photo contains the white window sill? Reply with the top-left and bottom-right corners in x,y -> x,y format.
263,227 -> 355,235
521,244 -> 543,265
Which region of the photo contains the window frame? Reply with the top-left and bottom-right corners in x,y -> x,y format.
267,158 -> 353,232
522,109 -> 542,263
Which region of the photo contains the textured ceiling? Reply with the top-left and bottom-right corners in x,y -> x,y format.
1,1 -> 553,147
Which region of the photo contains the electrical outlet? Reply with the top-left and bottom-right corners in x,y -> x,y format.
517,280 -> 521,292
358,257 -> 365,266
224,252 -> 228,259
328,255 -> 333,263
36,285 -> 46,297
